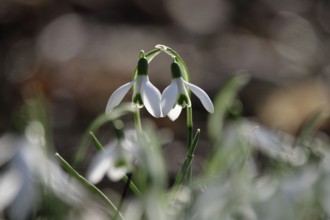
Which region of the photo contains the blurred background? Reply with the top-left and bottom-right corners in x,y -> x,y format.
1,0 -> 330,164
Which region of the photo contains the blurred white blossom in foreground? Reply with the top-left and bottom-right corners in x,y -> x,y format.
87,129 -> 139,183
0,122 -> 86,219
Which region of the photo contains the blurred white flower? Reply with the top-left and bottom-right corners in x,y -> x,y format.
0,122 -> 85,219
87,130 -> 138,183
161,61 -> 214,121
106,57 -> 162,118
237,121 -> 307,165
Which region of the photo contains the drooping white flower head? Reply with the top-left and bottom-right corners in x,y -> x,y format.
105,57 -> 162,118
161,61 -> 214,121
86,130 -> 138,183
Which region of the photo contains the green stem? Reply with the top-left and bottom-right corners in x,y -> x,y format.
155,45 -> 190,82
55,153 -> 125,220
122,175 -> 141,195
114,174 -> 132,220
173,129 -> 200,187
186,107 -> 193,181
134,109 -> 142,133
171,129 -> 200,209
90,131 -> 104,151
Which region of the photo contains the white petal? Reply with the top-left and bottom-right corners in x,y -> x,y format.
184,81 -> 214,113
167,105 -> 182,121
177,78 -> 191,107
107,166 -> 128,182
140,77 -> 162,118
105,81 -> 134,112
122,131 -> 140,156
86,150 -> 112,184
161,81 -> 178,116
0,169 -> 22,210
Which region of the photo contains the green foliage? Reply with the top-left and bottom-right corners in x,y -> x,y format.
2,46 -> 330,220
207,73 -> 250,143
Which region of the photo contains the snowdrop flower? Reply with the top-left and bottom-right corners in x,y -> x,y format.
87,130 -> 138,183
161,61 -> 214,121
0,122 -> 85,220
105,57 -> 162,117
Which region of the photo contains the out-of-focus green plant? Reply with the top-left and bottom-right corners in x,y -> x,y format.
2,45 -> 330,220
